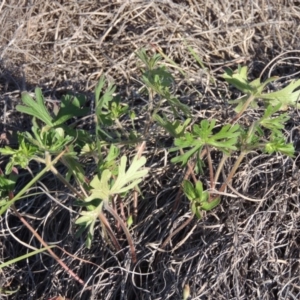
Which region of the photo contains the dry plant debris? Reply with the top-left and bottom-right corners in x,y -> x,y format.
1,1 -> 300,299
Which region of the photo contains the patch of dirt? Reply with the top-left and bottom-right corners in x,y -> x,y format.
1,1 -> 300,299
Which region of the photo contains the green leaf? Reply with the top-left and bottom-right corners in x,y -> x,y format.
95,76 -> 116,115
191,202 -> 202,219
109,96 -> 129,120
136,48 -> 162,70
95,75 -> 106,103
182,180 -> 197,201
259,104 -> 290,134
264,133 -> 295,157
23,125 -> 74,153
86,155 -> 148,203
153,114 -> 191,138
223,66 -> 255,94
0,176 -> 15,191
143,67 -> 174,89
0,199 -> 8,206
75,210 -> 99,248
171,144 -> 202,165
86,222 -> 96,249
127,215 -> 133,228
0,147 -> 16,155
16,88 -> 53,126
0,136 -> 38,174
75,214 -> 94,225
85,169 -> 111,201
110,155 -> 148,194
172,120 -> 240,165
260,79 -> 300,110
201,197 -> 220,211
63,154 -> 86,185
194,181 -> 204,199
53,93 -> 89,126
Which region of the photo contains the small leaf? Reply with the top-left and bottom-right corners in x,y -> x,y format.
75,215 -> 94,225
85,170 -> 111,201
111,155 -> 148,194
201,197 -> 220,211
17,89 -> 53,126
264,134 -> 295,157
127,215 -> 133,228
260,79 -> 300,110
194,181 -> 204,199
223,66 -> 255,94
153,114 -> 191,138
53,93 -> 89,126
191,202 -> 202,219
182,180 -> 197,201
171,144 -> 202,166
0,199 -> 8,206
0,147 -> 16,155
259,104 -> 290,134
86,155 -> 148,203
95,75 -> 106,103
0,176 -> 15,191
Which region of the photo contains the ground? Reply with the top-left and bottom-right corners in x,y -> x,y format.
1,1 -> 300,299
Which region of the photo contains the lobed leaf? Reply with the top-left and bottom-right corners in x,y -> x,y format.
17,88 -> 53,126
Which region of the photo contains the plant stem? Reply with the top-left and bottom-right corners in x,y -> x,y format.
173,148 -> 206,211
214,154 -> 228,185
37,151 -> 123,261
160,214 -> 194,250
231,94 -> 256,123
0,150 -> 67,215
12,205 -> 85,286
98,211 -> 123,257
155,214 -> 195,266
218,151 -> 247,194
104,201 -> 137,264
50,165 -> 84,199
206,145 -> 215,190
133,141 -> 146,223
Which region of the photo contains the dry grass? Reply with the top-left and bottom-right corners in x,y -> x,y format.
1,1 -> 300,299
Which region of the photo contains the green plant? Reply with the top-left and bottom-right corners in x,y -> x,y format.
0,75 -> 148,276
0,46 -> 297,283
75,154 -> 148,262
224,65 -> 300,115
182,180 -> 220,219
136,48 -> 190,118
153,64 -> 296,220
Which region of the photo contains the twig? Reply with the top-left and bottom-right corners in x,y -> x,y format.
12,206 -> 86,286
155,214 -> 194,265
